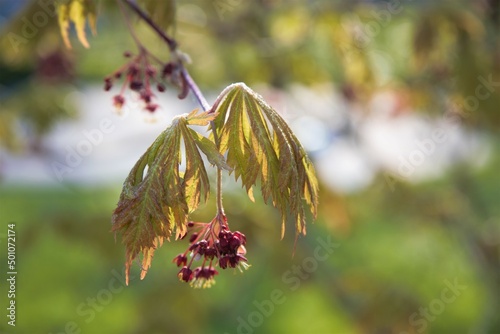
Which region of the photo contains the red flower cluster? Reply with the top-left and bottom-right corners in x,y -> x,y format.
103,50 -> 186,113
173,215 -> 249,288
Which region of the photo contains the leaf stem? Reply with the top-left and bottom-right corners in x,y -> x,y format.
215,167 -> 224,215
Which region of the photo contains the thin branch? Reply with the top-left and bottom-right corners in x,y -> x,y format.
121,0 -> 210,114
122,0 -> 177,52
181,68 -> 211,111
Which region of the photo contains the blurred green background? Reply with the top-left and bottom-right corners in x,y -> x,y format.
1,0 -> 500,333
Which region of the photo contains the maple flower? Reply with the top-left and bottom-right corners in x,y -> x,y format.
178,266 -> 192,282
113,95 -> 125,110
172,214 -> 249,288
103,50 -> 169,113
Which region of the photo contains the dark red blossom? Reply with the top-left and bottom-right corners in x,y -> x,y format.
178,266 -> 193,282
157,83 -> 166,92
173,254 -> 187,267
113,95 -> 125,109
145,104 -> 159,113
104,77 -> 112,91
162,62 -> 174,77
129,80 -> 143,91
189,232 -> 198,243
173,214 -> 250,288
103,50 -> 170,113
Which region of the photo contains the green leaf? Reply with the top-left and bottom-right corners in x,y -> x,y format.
112,114 -> 220,284
186,109 -> 232,171
185,108 -> 216,126
190,129 -> 232,171
57,3 -> 71,49
179,119 -> 211,213
211,83 -> 319,239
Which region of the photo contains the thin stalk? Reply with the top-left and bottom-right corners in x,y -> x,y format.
181,68 -> 211,111
215,168 -> 223,215
122,0 -> 177,52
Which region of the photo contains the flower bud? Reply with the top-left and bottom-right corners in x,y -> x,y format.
130,80 -> 143,91
162,63 -> 174,77
233,231 -> 247,244
104,81 -> 112,91
127,63 -> 139,76
157,83 -> 166,92
205,247 -> 216,259
219,256 -> 229,269
113,95 -> 125,109
172,254 -> 187,267
229,236 -> 242,250
178,266 -> 193,282
145,104 -> 158,113
189,233 -> 198,243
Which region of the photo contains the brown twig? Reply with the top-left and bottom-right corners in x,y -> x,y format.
122,0 -> 177,52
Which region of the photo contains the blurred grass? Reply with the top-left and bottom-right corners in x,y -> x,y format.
1,148 -> 498,333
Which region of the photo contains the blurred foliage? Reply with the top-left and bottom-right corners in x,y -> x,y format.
0,0 -> 500,333
1,146 -> 499,332
1,0 -> 500,153
178,0 -> 500,129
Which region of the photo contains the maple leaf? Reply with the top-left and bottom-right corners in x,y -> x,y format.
57,0 -> 97,49
210,83 -> 319,240
112,110 -> 229,285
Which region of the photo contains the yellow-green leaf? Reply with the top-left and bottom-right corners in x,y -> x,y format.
185,108 -> 217,126
112,114 -> 220,284
56,0 -> 97,49
57,4 -> 71,49
190,128 -> 232,171
211,83 -> 319,239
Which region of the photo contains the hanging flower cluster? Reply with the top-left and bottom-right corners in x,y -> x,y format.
103,50 -> 188,113
173,215 -> 249,288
